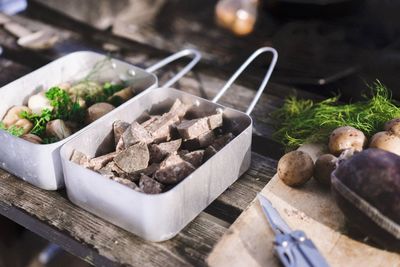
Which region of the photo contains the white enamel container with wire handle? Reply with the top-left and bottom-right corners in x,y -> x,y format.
60,47 -> 278,241
0,49 -> 201,190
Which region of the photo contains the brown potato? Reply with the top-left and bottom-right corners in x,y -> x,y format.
384,118 -> 400,137
328,126 -> 366,156
86,102 -> 115,124
277,150 -> 314,187
21,133 -> 43,144
314,154 -> 338,186
2,106 -> 31,127
13,119 -> 33,135
369,131 -> 400,156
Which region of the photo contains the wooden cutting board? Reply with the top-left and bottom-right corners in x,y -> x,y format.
207,144 -> 400,267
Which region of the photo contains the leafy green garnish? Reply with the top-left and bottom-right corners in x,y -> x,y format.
20,109 -> 52,136
83,82 -> 125,106
0,121 -> 24,137
272,81 -> 400,150
45,87 -> 85,122
19,87 -> 85,137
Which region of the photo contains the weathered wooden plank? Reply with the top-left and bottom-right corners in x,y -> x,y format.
0,168 -> 228,267
205,153 -> 277,223
0,152 -> 277,266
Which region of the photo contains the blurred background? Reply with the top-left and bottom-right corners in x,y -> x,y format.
0,0 -> 400,266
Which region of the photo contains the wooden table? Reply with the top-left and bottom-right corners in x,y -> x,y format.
0,1 -> 398,266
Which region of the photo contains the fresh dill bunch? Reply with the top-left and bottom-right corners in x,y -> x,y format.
272,81 -> 400,150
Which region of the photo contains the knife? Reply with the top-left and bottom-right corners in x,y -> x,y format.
258,194 -> 330,267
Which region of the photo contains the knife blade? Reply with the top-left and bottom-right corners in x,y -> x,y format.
258,194 -> 330,267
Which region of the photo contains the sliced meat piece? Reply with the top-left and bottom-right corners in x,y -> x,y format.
154,154 -> 195,184
116,121 -> 153,151
177,150 -> 190,157
183,130 -> 216,150
70,150 -> 90,167
89,151 -> 117,171
99,161 -> 126,177
204,133 -> 235,160
207,113 -> 223,129
149,139 -> 182,163
211,133 -> 235,151
113,120 -> 130,146
126,163 -> 160,182
182,150 -> 205,168
169,99 -> 190,119
144,99 -> 189,143
114,142 -> 149,173
139,174 -> 164,194
112,177 -> 140,190
204,146 -> 218,161
141,115 -> 160,128
176,118 -> 209,140
144,113 -> 179,143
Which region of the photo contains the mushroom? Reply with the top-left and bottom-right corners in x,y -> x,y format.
86,102 -> 115,124
108,87 -> 134,105
2,106 -> 31,127
21,133 -> 43,144
384,118 -> 400,137
314,154 -> 338,187
28,92 -> 53,114
328,126 -> 366,156
369,131 -> 400,156
277,150 -> 314,187
46,119 -> 72,140
14,119 -> 33,135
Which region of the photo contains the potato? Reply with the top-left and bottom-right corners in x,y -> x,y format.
2,106 -> 31,127
314,154 -> 338,186
328,126 -> 366,156
369,131 -> 400,156
21,133 -> 43,144
108,87 -> 134,105
86,102 -> 115,124
28,92 -> 53,114
384,118 -> 400,137
277,151 -> 314,187
14,119 -> 33,135
46,119 -> 72,140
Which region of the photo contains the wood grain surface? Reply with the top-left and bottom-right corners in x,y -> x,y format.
207,144 -> 400,267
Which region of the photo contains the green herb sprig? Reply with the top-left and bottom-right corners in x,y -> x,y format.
45,87 -> 85,122
272,81 -> 400,150
0,121 -> 24,137
20,87 -> 85,137
20,108 -> 52,136
84,82 -> 125,106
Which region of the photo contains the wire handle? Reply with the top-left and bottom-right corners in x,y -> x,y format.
145,48 -> 201,88
212,47 -> 278,115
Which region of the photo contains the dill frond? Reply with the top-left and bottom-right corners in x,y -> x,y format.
272,81 -> 400,150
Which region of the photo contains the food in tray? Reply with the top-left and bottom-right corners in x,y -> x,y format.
273,81 -> 400,251
0,59 -> 136,144
70,99 -> 234,194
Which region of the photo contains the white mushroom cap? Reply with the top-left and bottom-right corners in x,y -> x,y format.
28,92 -> 53,114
